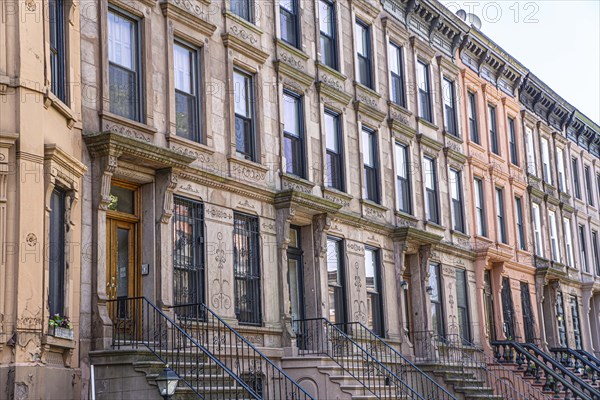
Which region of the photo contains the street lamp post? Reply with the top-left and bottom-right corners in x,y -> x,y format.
156,367 -> 180,400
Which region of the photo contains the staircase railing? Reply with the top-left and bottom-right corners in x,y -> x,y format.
577,349 -> 600,369
294,317 -> 424,399
170,303 -> 315,400
334,322 -> 456,400
551,347 -> 600,385
108,297 -> 259,399
493,340 -> 599,400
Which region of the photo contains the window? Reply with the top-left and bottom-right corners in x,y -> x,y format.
388,42 -> 405,107
327,238 -> 346,324
417,61 -> 432,122
423,156 -> 439,224
556,147 -> 566,192
429,263 -> 444,337
108,8 -> 142,121
233,212 -> 261,325
174,41 -> 200,142
488,105 -> 499,155
49,188 -> 66,317
592,230 -> 600,276
443,78 -> 457,136
501,277 -> 516,340
579,224 -> 589,272
450,169 -> 464,233
548,211 -> 560,262
556,292 -> 567,347
49,0 -> 67,103
324,110 -> 344,191
280,0 -> 299,47
474,178 -> 487,236
355,20 -> 373,89
525,127 -> 536,175
362,127 -> 379,203
520,282 -> 535,343
234,70 -> 256,161
532,203 -> 543,257
564,218 -> 574,267
541,138 -> 552,185
584,165 -> 594,206
365,247 -> 384,336
495,187 -> 507,244
319,0 -> 337,69
231,0 -> 253,22
456,269 -> 471,343
508,117 -> 518,166
572,158 -> 582,199
173,197 -> 205,309
570,296 -> 582,350
468,92 -> 479,144
515,197 -> 526,250
283,91 -> 305,177
395,143 -> 411,214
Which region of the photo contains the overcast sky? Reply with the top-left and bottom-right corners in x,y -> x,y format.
439,0 -> 600,124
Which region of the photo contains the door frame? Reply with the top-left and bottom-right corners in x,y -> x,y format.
287,225 -> 305,322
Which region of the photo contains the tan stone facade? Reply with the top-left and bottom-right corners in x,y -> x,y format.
1,0 -> 599,398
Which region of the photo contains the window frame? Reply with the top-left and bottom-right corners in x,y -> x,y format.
455,269 -> 471,343
49,188 -> 66,317
488,104 -> 499,155
231,0 -> 254,23
468,91 -> 479,144
423,156 -> 439,224
515,196 -> 526,251
173,39 -> 202,143
233,69 -> 257,161
280,0 -> 300,48
556,147 -> 566,192
49,0 -> 68,104
564,218 -> 574,267
326,236 -> 347,324
417,60 -> 432,123
355,19 -> 373,89
508,117 -> 519,166
541,137 -> 552,185
395,142 -> 412,214
282,90 -> 306,178
388,41 -> 405,107
532,203 -> 543,257
584,165 -> 594,206
474,177 -> 487,237
578,224 -> 589,272
443,77 -> 458,136
365,246 -> 384,336
450,168 -> 465,233
318,0 -> 337,70
429,263 -> 445,337
324,109 -> 345,191
572,157 -> 582,199
362,126 -> 380,203
233,212 -> 262,325
525,127 -> 536,176
592,230 -> 600,276
495,187 -> 507,244
548,210 -> 560,262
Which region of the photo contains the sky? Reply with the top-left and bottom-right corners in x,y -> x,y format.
439,0 -> 600,124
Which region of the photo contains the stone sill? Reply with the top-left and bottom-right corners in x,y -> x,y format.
42,334 -> 76,350
44,89 -> 79,129
316,62 -> 347,81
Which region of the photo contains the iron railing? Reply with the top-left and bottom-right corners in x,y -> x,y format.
108,297 -> 259,399
577,349 -> 600,369
171,302 -> 315,400
551,347 -> 599,386
294,317 -> 423,399
411,330 -> 549,400
493,340 -> 599,400
335,322 -> 456,400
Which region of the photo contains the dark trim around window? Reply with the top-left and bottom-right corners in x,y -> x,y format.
49,0 -> 68,104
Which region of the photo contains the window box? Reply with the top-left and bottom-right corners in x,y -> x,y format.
49,326 -> 74,340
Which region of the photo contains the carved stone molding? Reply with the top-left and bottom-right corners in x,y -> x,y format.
160,170 -> 180,224
313,213 -> 332,259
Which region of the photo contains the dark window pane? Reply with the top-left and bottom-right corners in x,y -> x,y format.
234,213 -> 261,325
49,189 -> 66,317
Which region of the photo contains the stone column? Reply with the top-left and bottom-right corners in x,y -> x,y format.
409,245 -> 434,359
580,286 -> 594,352
391,240 -> 408,344
312,213 -> 331,319
275,207 -> 295,348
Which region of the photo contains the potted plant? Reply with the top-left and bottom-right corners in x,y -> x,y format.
48,314 -> 73,340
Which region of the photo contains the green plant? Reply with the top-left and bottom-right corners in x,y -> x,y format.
48,314 -> 72,330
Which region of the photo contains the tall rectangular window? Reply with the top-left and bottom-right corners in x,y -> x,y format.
174,41 -> 200,142
556,147 -> 566,192
584,165 -> 594,206
49,188 -> 66,317
443,78 -> 457,136
233,212 -> 261,325
280,0 -> 299,47
526,127 -> 536,175
388,42 -> 405,107
362,127 -> 379,203
570,296 -> 582,350
423,156 -> 439,224
488,105 -> 499,155
515,197 -> 526,250
450,169 -> 464,233
417,61 -> 432,122
49,0 -> 67,103
234,70 -> 255,161
355,20 -> 373,89
231,0 -> 253,22
548,211 -> 560,262
572,157 -> 582,199
173,197 -> 205,308
520,282 -> 535,343
365,247 -> 384,336
474,178 -> 486,236
395,143 -> 411,214
429,263 -> 445,337
283,91 -> 305,178
108,8 -> 141,121
592,230 -> 600,276
495,187 -> 507,244
579,224 -> 589,272
319,0 -> 337,69
455,269 -> 471,343
468,92 -> 479,144
556,292 -> 567,346
564,218 -> 574,267
325,110 -> 344,191
541,138 -> 552,185
532,203 -> 543,257
501,277 -> 516,340
327,238 -> 346,324
508,117 -> 518,166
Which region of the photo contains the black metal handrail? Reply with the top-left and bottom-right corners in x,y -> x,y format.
294,317 -> 424,399
108,297 -> 259,399
577,349 -> 600,369
170,303 -> 314,400
493,340 -> 598,400
551,347 -> 600,385
335,322 -> 456,400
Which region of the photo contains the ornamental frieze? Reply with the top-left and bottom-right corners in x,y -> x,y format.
230,25 -> 258,45
230,161 -> 267,183
346,241 -> 364,254
103,122 -> 151,143
205,206 -> 233,221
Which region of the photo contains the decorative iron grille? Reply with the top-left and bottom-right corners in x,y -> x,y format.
233,212 -> 262,325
